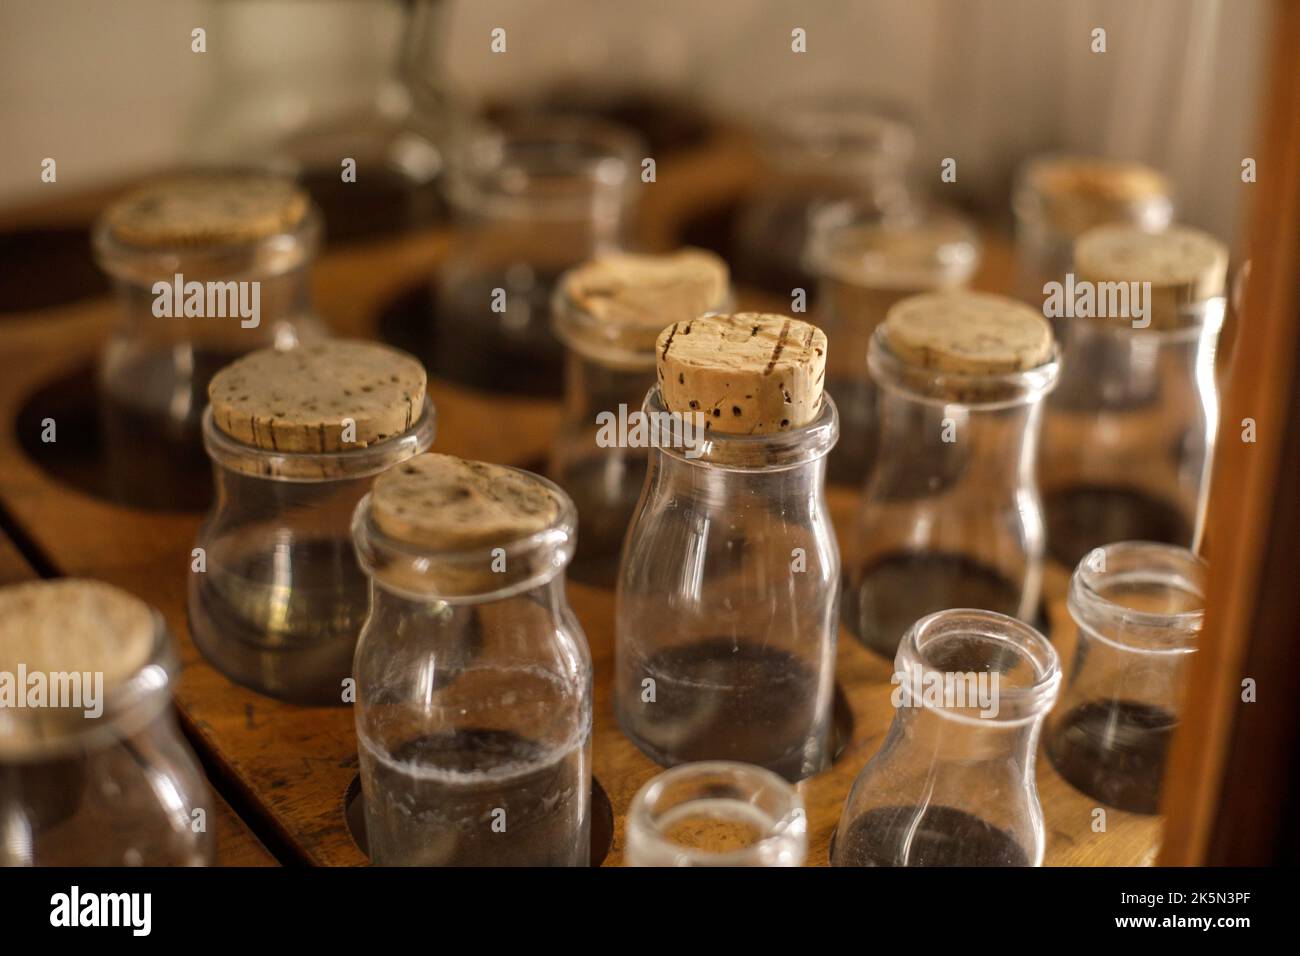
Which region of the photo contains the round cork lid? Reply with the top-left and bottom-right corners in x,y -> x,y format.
883,292 -> 1054,375
1074,224 -> 1228,302
1024,157 -> 1172,234
372,453 -> 560,551
818,215 -> 979,291
0,579 -> 155,692
209,341 -> 427,453
656,312 -> 827,435
560,249 -> 730,356
101,172 -> 310,248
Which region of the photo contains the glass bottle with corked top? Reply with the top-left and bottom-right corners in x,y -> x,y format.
93,172 -> 326,510
1045,542 -> 1206,815
0,579 -> 214,866
1039,225 -> 1228,568
550,248 -> 732,586
431,115 -> 643,397
832,609 -> 1060,867
616,313 -> 839,782
189,340 -> 435,705
805,201 -> 980,485
731,95 -> 916,296
1012,155 -> 1173,305
843,292 -> 1060,658
351,453 -> 592,866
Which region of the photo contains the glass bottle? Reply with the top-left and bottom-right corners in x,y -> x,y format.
832,609 -> 1061,867
0,580 -> 214,866
1012,154 -> 1173,305
844,307 -> 1060,657
429,115 -> 643,397
93,173 -> 325,511
1045,542 -> 1206,815
732,95 -> 915,296
351,460 -> 592,866
625,761 -> 806,867
616,386 -> 840,782
1038,224 -> 1228,567
189,0 -> 452,241
805,202 -> 980,485
549,250 -> 732,587
189,391 -> 435,706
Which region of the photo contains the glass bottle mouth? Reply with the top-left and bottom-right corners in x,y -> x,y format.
444,114 -> 643,222
201,395 -> 436,482
625,761 -> 806,867
1067,541 -> 1207,654
894,609 -> 1061,726
1049,296 -> 1226,341
755,94 -> 915,177
351,471 -> 578,603
641,384 -> 839,471
868,325 -> 1061,409
0,612 -> 176,760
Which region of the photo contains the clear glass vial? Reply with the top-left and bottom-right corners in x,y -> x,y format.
549,250 -> 732,587
844,313 -> 1060,657
189,394 -> 435,706
805,202 -> 980,485
93,173 -> 325,511
625,761 -> 807,867
432,115 -> 642,397
832,609 -> 1061,867
1039,225 -> 1228,568
351,461 -> 592,866
616,387 -> 840,782
0,580 -> 214,866
732,95 -> 915,296
1045,542 -> 1206,815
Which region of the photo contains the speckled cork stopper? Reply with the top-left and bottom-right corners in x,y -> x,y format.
0,579 -> 155,692
1074,224 -> 1228,329
101,172 -> 310,248
656,313 -> 827,435
209,341 -> 427,454
372,453 -> 559,552
884,292 -> 1054,375
561,249 -> 730,356
1024,157 -> 1172,235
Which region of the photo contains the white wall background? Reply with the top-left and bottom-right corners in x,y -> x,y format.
0,0 -> 1272,245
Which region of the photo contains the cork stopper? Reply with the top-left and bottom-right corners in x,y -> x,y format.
0,580 -> 155,692
1074,224 -> 1229,329
817,215 -> 979,292
209,340 -> 427,454
560,249 -> 730,358
883,292 -> 1054,375
372,453 -> 560,552
656,313 -> 827,435
101,172 -> 311,248
1022,156 -> 1172,236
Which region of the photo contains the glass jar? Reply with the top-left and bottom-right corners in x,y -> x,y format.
732,95 -> 915,296
1045,542 -> 1206,815
550,250 -> 732,587
351,461 -> 592,866
844,305 -> 1060,657
625,761 -> 806,867
189,396 -> 435,705
805,202 -> 980,485
832,609 -> 1061,867
616,386 -> 840,782
1012,154 -> 1173,305
430,116 -> 643,397
0,580 -> 214,866
1038,226 -> 1228,568
93,174 -> 325,511
189,0 -> 452,241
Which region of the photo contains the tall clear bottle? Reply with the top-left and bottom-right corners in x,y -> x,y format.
832,609 -> 1060,867
844,292 -> 1060,657
617,313 -> 839,782
353,454 -> 592,866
